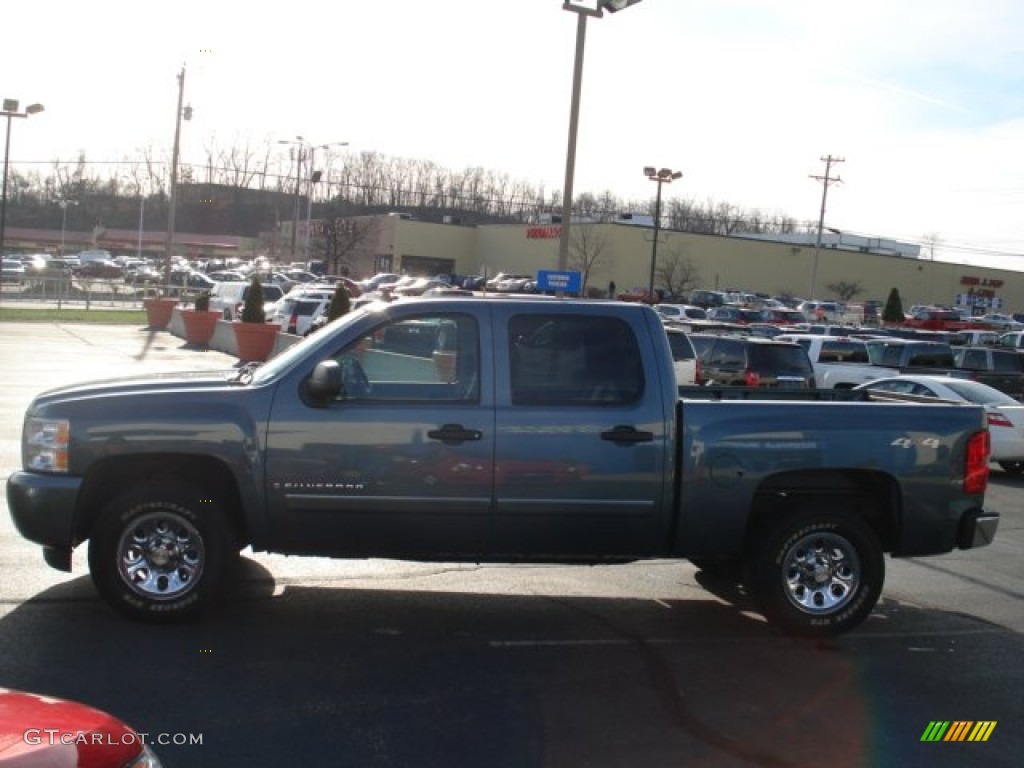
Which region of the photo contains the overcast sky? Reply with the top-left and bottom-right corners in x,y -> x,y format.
6,0 -> 1023,269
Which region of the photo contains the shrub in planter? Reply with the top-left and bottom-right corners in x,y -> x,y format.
241,277 -> 266,324
233,277 -> 277,362
327,284 -> 351,322
180,291 -> 219,347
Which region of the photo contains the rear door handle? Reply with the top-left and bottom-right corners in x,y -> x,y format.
428,424 -> 483,443
601,425 -> 654,444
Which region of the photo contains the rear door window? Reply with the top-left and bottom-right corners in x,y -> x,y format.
509,315 -> 643,405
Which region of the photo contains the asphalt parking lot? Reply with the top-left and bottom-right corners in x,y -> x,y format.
1,321 -> 1022,768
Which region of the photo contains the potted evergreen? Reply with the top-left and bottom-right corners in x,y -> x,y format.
232,277 -> 279,362
180,291 -> 220,347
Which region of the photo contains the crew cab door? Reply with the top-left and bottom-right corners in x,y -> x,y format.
264,306 -> 492,557
490,306 -> 672,557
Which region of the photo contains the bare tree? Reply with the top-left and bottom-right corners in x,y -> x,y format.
656,246 -> 702,299
826,280 -> 864,301
323,216 -> 379,276
569,224 -> 612,292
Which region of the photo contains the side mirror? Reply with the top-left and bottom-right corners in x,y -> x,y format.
305,359 -> 342,403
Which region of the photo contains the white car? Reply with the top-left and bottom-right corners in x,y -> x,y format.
655,303 -> 707,323
854,374 -> 1024,473
979,313 -> 1023,331
209,281 -> 285,321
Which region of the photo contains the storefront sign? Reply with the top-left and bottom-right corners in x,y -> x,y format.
526,226 -> 562,239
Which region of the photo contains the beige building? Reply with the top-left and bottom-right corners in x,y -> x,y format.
346,214 -> 1022,313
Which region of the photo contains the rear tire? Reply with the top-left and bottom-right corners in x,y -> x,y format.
88,484 -> 234,622
746,507 -> 884,637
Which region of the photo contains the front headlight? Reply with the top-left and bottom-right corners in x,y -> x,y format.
25,417 -> 70,472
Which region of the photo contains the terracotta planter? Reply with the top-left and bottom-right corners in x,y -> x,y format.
180,309 -> 221,347
233,321 -> 279,363
143,297 -> 179,330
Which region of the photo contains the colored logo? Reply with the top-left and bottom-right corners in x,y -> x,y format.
921,721 -> 996,742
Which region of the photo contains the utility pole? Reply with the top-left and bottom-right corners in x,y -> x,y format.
808,154 -> 844,299
164,65 -> 189,293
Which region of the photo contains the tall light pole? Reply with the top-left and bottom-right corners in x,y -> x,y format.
1,98 -> 45,298
279,137 -> 347,263
644,166 -> 682,303
808,154 -> 844,300
57,199 -> 78,255
164,65 -> 193,293
557,0 -> 643,271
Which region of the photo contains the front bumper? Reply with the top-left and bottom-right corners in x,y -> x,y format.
958,508 -> 1000,549
6,471 -> 83,568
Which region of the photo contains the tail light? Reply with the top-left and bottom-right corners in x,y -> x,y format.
744,369 -> 761,386
986,411 -> 1013,428
694,359 -> 703,385
288,311 -> 300,335
964,430 -> 990,495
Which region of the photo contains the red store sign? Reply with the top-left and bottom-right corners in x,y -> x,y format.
960,276 -> 1005,288
526,226 -> 562,240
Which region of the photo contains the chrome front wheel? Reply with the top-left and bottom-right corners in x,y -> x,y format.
89,484 -> 233,622
117,512 -> 206,601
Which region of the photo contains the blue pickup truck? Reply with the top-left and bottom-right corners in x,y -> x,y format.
7,297 -> 999,636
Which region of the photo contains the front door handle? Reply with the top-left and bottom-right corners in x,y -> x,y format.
601,425 -> 654,444
428,424 -> 483,444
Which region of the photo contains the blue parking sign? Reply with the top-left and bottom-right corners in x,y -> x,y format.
536,270 -> 582,295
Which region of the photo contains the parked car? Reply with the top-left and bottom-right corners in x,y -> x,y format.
864,337 -> 958,374
949,329 -> 1001,347
1,263 -> 25,284
977,313 -> 1023,330
854,375 -> 1024,473
209,281 -> 285,320
0,687 -> 162,766
664,327 -> 700,385
951,345 -> 1024,400
776,334 -> 898,389
693,334 -> 816,388
488,273 -> 533,293
359,272 -> 401,292
687,289 -> 726,309
706,306 -> 769,324
997,331 -> 1024,350
269,295 -> 332,336
763,308 -> 808,325
655,303 -> 707,323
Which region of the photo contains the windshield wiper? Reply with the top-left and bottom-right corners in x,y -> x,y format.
226,361 -> 262,385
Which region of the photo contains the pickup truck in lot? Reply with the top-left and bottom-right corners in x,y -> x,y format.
7,298 -> 999,637
775,333 -> 898,389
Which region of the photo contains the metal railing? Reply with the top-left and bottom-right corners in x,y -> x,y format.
0,275 -> 200,309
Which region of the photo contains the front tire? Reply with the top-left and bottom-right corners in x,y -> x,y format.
746,508 -> 884,637
88,484 -> 234,622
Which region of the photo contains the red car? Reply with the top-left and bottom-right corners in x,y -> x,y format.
0,689 -> 161,767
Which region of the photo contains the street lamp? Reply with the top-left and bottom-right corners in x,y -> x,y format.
278,137 -> 348,263
1,98 -> 45,295
56,199 -> 78,256
164,65 -> 192,293
557,0 -> 643,271
644,166 -> 682,302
